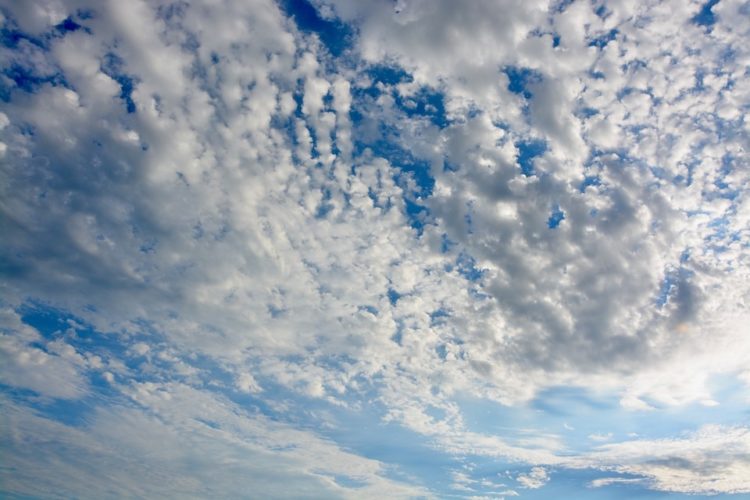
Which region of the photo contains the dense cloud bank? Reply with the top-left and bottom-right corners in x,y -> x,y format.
1,0 -> 749,497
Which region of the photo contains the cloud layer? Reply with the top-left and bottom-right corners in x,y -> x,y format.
1,0 -> 749,497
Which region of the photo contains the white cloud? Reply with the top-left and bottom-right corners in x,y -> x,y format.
0,309 -> 88,399
130,342 -> 150,357
588,432 -> 613,442
0,387 -> 429,499
1,0 -> 749,496
236,372 -> 262,394
586,425 -> 750,495
516,466 -> 549,489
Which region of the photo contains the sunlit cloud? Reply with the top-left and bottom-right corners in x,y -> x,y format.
1,0 -> 749,497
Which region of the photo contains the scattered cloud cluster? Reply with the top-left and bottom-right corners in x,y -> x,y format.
1,0 -> 749,497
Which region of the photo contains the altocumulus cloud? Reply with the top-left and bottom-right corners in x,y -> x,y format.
1,0 -> 749,498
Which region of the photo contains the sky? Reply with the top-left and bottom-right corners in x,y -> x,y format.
0,0 -> 749,498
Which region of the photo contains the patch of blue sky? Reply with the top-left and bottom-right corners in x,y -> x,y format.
358,304 -> 379,316
529,28 -> 561,49
429,308 -> 451,327
692,0 -> 721,27
548,205 -> 565,229
0,12 -> 93,101
390,320 -> 404,345
594,4 -> 609,19
456,251 -> 485,282
620,378 -> 750,443
577,106 -> 600,119
714,110 -> 743,144
393,86 -> 449,129
580,175 -> 602,192
530,388 -> 624,451
693,67 -> 709,91
19,304 -> 126,354
504,66 -> 542,99
464,200 -> 475,235
223,380 -> 295,424
350,121 -> 435,231
328,475 -> 368,489
442,158 -> 461,173
713,153 -> 738,192
314,187 -> 334,218
672,169 -> 693,187
54,16 -> 88,35
706,214 -> 731,238
402,197 -> 431,233
623,57 -> 648,72
440,233 -> 457,253
588,28 -> 618,49
366,184 -> 394,212
588,146 -> 652,176
366,64 -> 413,86
434,343 -> 450,361
656,268 -> 679,308
0,384 -> 103,428
516,139 -> 547,176
0,52 -> 67,102
100,52 -> 138,113
357,64 -> 448,129
351,118 -> 418,185
308,404 -> 457,494
551,0 -> 577,14
280,0 -> 352,57
1,21 -> 47,50
350,82 -> 440,233
704,216 -> 742,255
285,87 -> 325,164
6,308 -> 129,424
467,286 -> 492,301
2,8 -> 91,47
387,288 -> 402,305
14,305 -> 304,433
680,248 -> 691,263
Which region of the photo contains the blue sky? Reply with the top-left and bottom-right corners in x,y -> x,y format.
1,0 -> 750,498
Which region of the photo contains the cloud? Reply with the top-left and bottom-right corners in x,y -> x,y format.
3,0 -> 747,412
586,425 -> 750,495
1,0 -> 749,497
0,387 -> 429,499
516,466 -> 549,489
588,432 -> 613,442
0,308 -> 88,399
236,372 -> 262,394
589,477 -> 646,488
